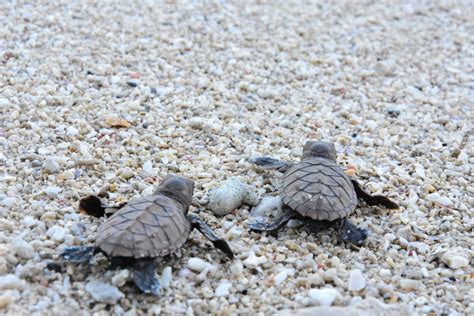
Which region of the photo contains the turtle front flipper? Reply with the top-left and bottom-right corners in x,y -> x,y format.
249,157 -> 293,173
187,214 -> 234,259
79,195 -> 126,218
249,210 -> 299,233
61,246 -> 96,263
131,259 -> 160,295
351,180 -> 399,209
337,218 -> 368,247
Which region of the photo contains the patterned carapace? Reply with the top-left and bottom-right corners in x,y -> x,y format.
281,156 -> 357,221
96,195 -> 191,258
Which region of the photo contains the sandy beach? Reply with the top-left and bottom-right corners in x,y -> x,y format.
0,1 -> 472,315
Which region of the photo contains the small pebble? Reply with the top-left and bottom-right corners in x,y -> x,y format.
308,288 -> 342,307
0,98 -> 10,106
143,160 -> 154,175
105,117 -> 131,128
187,258 -> 216,272
85,280 -> 124,304
161,267 -> 172,289
38,147 -> 51,155
0,274 -> 26,291
1,197 -> 16,208
66,126 -> 79,136
399,279 -> 420,291
21,216 -> 36,227
441,252 -> 469,269
0,293 -> 15,309
12,239 -> 35,260
47,226 -> 66,242
63,170 -> 75,180
273,270 -> 289,286
178,268 -> 191,278
0,245 -> 9,256
45,186 -> 61,197
308,274 -> 325,286
69,223 -> 85,237
111,270 -> 129,287
348,269 -> 366,291
230,261 -> 244,277
214,281 -> 232,297
42,158 -> 60,173
426,193 -> 452,206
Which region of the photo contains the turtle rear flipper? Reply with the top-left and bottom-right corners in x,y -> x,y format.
188,214 -> 234,259
131,260 -> 160,295
61,246 -> 96,263
337,219 -> 368,247
249,210 -> 299,233
249,157 -> 293,173
351,180 -> 399,209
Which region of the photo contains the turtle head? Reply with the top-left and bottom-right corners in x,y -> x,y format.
302,141 -> 337,161
154,175 -> 195,212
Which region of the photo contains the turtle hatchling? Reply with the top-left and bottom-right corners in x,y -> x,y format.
61,175 -> 234,295
249,141 -> 398,247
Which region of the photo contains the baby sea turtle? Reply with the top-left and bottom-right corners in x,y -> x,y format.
61,175 -> 234,295
249,141 -> 398,247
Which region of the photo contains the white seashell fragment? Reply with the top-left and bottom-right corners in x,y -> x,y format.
243,251 -> 267,269
208,177 -> 259,216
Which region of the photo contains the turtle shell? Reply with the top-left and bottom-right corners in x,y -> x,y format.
95,194 -> 191,258
280,157 -> 357,221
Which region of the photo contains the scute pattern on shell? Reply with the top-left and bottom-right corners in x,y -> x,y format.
281,157 -> 357,221
95,195 -> 191,258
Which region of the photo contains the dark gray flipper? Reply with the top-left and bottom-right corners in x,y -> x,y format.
131,259 -> 160,295
337,218 -> 368,247
79,195 -> 126,218
61,246 -> 96,263
249,157 -> 293,173
351,180 -> 399,209
187,214 -> 234,259
249,210 -> 300,232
